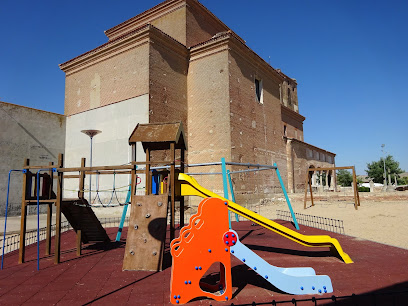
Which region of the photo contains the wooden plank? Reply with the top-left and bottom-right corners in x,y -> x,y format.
122,194 -> 169,271
18,159 -> 29,264
308,166 -> 354,172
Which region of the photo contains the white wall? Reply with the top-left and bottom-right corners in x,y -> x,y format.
64,95 -> 149,203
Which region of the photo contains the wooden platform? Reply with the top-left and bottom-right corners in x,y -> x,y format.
1,221 -> 407,305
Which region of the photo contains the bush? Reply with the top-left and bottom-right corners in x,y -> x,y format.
358,186 -> 370,192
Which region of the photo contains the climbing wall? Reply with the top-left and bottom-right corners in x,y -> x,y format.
123,194 -> 169,271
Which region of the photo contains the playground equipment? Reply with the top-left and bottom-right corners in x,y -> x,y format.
178,173 -> 353,264
304,166 -> 360,210
170,197 -> 333,304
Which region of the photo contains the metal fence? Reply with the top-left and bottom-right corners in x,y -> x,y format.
276,210 -> 345,234
0,217 -> 129,255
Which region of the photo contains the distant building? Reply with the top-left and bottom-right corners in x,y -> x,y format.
58,0 -> 336,203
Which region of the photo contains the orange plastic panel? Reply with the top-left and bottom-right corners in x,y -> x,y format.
170,198 -> 232,304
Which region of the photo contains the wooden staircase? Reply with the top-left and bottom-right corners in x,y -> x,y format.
61,199 -> 110,243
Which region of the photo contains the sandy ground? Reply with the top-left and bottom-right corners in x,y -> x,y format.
259,192 -> 408,250
1,192 -> 407,250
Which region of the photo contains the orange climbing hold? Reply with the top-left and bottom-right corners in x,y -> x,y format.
170,198 -> 232,304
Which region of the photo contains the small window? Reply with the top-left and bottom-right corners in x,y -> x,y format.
255,78 -> 263,104
284,125 -> 287,136
287,88 -> 291,105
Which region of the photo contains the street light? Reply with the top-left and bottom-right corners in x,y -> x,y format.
81,129 -> 102,203
381,144 -> 387,188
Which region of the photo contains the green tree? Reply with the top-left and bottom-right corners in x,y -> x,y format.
366,155 -> 403,184
337,169 -> 353,186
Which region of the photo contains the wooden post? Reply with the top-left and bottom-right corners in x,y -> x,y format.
303,170 -> 309,209
54,154 -> 63,264
76,158 -> 86,257
45,162 -> 54,256
170,142 -> 176,241
309,172 -> 314,207
18,159 -> 29,264
145,148 -> 151,195
78,158 -> 86,199
179,148 -> 185,228
352,166 -> 359,209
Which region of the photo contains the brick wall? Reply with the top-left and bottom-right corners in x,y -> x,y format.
186,2 -> 229,47
228,46 -> 288,204
64,43 -> 149,116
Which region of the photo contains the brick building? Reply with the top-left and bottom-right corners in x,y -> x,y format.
59,0 -> 336,202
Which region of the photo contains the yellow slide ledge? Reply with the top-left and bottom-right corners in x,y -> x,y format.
178,173 -> 353,264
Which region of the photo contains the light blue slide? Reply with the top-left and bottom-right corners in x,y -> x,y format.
229,230 -> 333,295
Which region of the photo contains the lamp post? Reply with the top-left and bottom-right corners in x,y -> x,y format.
81,130 -> 102,203
381,144 -> 387,189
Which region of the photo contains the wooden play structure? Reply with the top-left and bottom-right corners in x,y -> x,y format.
14,122 -> 186,271
303,166 -> 361,210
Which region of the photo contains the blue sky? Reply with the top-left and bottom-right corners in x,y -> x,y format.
1,0 -> 407,174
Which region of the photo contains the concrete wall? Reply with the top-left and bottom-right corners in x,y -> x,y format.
64,95 -> 149,203
0,102 -> 66,216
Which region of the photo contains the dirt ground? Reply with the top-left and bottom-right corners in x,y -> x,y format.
259,191 -> 408,250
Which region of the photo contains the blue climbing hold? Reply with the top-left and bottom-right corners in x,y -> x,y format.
226,241 -> 229,244
184,281 -> 188,284
312,286 -> 315,290
225,248 -> 228,252
208,249 -> 211,253
195,266 -> 198,270
318,289 -> 322,293
300,287 -> 304,290
178,295 -> 181,299
176,300 -> 179,304
232,234 -> 235,237
254,267 -> 257,270
224,202 -> 227,205
188,280 -> 191,284
231,250 -> 234,253
232,240 -> 235,244
265,275 -> 268,279
323,286 -> 326,289
226,234 -> 229,238
324,290 -> 327,293
242,258 -> 246,262
225,296 -> 229,301
199,266 -> 202,270
173,295 -> 177,299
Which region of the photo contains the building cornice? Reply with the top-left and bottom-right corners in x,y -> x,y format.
285,136 -> 336,156
281,104 -> 305,122
105,0 -> 187,40
190,33 -> 284,83
59,24 -> 187,76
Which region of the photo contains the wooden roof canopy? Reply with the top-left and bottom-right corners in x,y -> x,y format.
128,122 -> 187,151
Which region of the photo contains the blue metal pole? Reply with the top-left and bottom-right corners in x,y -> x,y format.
227,170 -> 239,222
273,163 -> 300,230
1,169 -> 25,270
221,158 -> 232,228
35,168 -> 57,270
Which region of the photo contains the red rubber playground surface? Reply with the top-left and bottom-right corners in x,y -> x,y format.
1,220 -> 408,305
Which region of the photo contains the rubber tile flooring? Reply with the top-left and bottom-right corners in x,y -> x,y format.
1,221 -> 408,305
